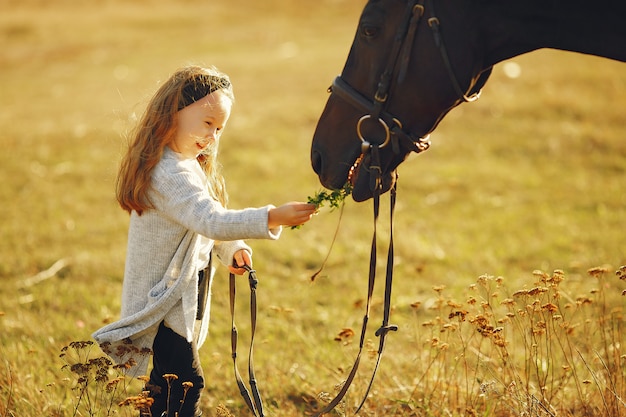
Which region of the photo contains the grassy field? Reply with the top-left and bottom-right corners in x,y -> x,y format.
1,0 -> 625,416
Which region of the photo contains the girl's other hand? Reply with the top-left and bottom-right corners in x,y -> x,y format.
228,249 -> 252,275
268,202 -> 317,228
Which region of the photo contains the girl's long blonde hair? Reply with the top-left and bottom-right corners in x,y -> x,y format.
116,66 -> 233,214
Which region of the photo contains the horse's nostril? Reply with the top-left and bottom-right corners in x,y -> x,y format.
311,150 -> 323,175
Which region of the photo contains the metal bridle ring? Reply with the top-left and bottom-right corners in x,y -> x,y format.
356,115 -> 391,149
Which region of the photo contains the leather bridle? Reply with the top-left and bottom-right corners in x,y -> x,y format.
228,1 -> 487,415
329,0 -> 485,161
313,0 -> 485,415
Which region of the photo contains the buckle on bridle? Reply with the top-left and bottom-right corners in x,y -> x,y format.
374,90 -> 388,103
375,324 -> 399,337
357,115 -> 391,149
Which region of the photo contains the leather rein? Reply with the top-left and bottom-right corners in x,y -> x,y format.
229,265 -> 265,416
228,1 -> 486,415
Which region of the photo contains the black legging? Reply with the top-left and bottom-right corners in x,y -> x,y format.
148,321 -> 205,417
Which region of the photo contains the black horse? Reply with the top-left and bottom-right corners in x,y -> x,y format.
310,0 -> 626,202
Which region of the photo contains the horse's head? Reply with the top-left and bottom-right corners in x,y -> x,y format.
311,0 -> 492,201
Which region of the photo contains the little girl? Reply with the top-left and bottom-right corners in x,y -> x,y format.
93,65 -> 316,417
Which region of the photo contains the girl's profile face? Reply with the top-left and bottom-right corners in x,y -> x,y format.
170,89 -> 232,159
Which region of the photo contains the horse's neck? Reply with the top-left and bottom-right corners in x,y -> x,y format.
475,0 -> 626,66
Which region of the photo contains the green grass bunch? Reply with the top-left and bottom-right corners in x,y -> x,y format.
307,183 -> 354,212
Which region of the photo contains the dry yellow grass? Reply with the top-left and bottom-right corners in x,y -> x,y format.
1,0 -> 624,416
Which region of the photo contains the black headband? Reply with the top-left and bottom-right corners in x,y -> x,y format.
179,74 -> 231,110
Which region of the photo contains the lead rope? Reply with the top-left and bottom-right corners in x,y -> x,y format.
314,146 -> 398,416
230,265 -> 264,417
355,171 -> 398,414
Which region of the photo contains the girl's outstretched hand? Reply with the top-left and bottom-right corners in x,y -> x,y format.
268,202 -> 317,228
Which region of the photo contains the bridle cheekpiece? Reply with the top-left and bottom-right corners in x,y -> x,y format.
328,0 -> 485,167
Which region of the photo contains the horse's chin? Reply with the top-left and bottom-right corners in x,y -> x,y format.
349,154 -> 396,202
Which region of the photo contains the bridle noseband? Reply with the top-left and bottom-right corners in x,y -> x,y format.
329,0 -> 484,163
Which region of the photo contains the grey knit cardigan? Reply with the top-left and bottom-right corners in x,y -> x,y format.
92,148 -> 280,376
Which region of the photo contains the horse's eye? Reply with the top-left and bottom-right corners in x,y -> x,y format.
360,25 -> 379,38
